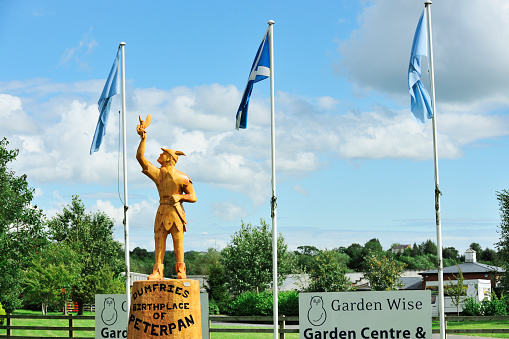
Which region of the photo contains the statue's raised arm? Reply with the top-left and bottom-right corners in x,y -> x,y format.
136,114 -> 151,171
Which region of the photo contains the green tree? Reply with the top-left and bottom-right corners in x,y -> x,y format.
221,219 -> 292,295
480,247 -> 497,265
444,266 -> 465,316
496,190 -> 509,293
23,243 -> 80,314
130,247 -> 153,274
363,254 -> 406,291
205,259 -> 230,314
345,243 -> 364,271
0,138 -> 47,312
421,239 -> 437,255
293,245 -> 320,273
306,250 -> 352,292
410,242 -> 421,257
47,196 -> 125,314
362,238 -> 383,257
442,247 -> 459,260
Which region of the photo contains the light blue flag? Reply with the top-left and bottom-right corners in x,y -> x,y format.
90,50 -> 120,155
408,10 -> 432,124
236,28 -> 270,129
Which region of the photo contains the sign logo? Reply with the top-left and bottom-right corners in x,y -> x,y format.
101,297 -> 118,326
307,296 -> 327,326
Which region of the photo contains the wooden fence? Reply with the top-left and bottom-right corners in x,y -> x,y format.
0,314 -> 94,339
1,314 -> 509,338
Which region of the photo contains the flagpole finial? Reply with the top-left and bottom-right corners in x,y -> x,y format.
425,0 -> 432,5
120,42 -> 126,46
268,20 -> 275,25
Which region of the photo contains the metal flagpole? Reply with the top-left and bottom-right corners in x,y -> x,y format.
119,42 -> 131,316
267,20 -> 278,339
424,3 -> 445,339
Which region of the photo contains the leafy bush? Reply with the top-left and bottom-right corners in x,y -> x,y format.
462,294 -> 508,316
462,297 -> 482,316
228,291 -> 272,316
482,293 -> 508,316
278,291 -> 299,316
0,302 -> 6,325
208,299 -> 220,315
226,290 -> 300,316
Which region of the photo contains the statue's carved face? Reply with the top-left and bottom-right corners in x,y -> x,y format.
157,152 -> 175,166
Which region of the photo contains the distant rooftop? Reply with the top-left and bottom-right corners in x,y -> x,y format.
419,262 -> 505,275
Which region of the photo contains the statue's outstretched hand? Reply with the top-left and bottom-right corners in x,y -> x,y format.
137,114 -> 151,139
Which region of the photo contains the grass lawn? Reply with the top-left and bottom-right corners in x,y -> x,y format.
433,319 -> 509,338
210,325 -> 299,339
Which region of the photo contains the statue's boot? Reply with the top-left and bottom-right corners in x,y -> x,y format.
176,262 -> 187,279
147,264 -> 164,280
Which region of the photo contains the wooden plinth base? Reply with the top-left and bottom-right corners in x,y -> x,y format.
127,280 -> 202,338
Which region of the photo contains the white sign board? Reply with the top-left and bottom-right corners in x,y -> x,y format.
299,291 -> 431,339
95,294 -> 128,339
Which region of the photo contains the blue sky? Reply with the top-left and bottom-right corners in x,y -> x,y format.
1,0 -> 509,255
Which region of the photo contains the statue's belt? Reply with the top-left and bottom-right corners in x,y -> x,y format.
159,199 -> 173,205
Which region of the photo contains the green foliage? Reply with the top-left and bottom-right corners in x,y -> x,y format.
462,294 -> 508,316
208,299 -> 220,315
496,190 -> 509,293
345,243 -> 364,271
362,238 -> 383,257
443,247 -> 459,260
482,293 -> 508,316
0,138 -> 47,312
306,250 -> 352,292
46,196 -> 125,315
226,290 -> 299,316
444,266 -> 465,316
363,254 -> 406,291
0,302 -> 5,325
130,247 -> 154,274
228,291 -> 273,316
205,256 -> 231,314
278,290 -> 299,316
421,239 -> 437,255
293,245 -> 321,273
23,242 -> 80,315
221,219 -> 292,295
462,296 -> 482,316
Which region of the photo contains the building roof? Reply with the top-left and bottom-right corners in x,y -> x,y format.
419,262 -> 505,275
398,277 -> 423,290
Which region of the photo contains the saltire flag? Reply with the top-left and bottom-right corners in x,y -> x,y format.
408,10 -> 432,124
90,50 -> 120,154
235,27 -> 271,129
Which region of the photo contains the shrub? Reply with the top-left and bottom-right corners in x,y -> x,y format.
0,302 -> 6,325
482,293 -> 508,316
228,291 -> 272,316
226,290 -> 300,316
462,297 -> 482,316
279,291 -> 299,316
208,299 -> 220,315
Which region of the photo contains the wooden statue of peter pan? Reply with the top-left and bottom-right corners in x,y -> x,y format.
136,115 -> 197,280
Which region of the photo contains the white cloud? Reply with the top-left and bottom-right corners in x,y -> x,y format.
0,94 -> 22,117
2,76 -> 509,217
336,0 -> 509,109
211,201 -> 247,221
